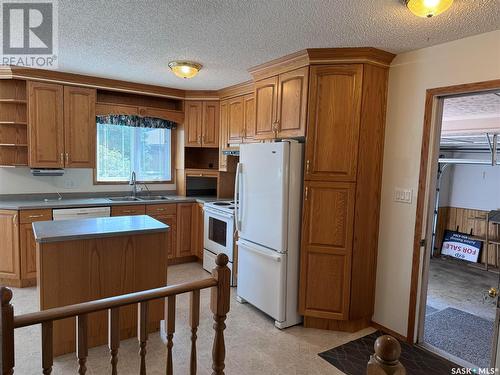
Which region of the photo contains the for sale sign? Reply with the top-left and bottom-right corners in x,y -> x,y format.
441,230 -> 482,263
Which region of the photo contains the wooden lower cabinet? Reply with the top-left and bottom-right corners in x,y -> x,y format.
299,181 -> 355,321
111,204 -> 146,216
19,223 -> 37,281
0,208 -> 51,287
150,214 -> 177,260
0,210 -> 20,283
176,203 -> 196,258
195,203 -> 204,260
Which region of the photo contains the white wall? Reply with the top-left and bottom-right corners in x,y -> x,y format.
439,152 -> 500,211
373,30 -> 500,337
0,167 -> 175,195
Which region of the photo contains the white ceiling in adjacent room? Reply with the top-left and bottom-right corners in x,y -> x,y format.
53,0 -> 500,90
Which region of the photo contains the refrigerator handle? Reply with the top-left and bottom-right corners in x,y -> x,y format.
234,162 -> 242,232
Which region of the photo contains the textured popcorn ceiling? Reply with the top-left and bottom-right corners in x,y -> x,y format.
57,0 -> 500,90
443,93 -> 500,121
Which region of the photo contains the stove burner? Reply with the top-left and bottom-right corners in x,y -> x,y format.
213,202 -> 231,206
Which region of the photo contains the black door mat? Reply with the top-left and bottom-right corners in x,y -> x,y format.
319,331 -> 459,375
424,307 -> 494,368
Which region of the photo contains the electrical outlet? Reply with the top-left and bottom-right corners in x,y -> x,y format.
394,188 -> 412,204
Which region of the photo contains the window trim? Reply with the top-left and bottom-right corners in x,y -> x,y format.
93,125 -> 176,185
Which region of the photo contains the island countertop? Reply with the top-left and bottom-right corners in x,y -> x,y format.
32,215 -> 169,243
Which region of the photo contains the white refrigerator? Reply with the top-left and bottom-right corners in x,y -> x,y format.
235,141 -> 303,329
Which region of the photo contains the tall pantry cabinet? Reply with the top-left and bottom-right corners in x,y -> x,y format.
250,49 -> 395,332
302,57 -> 394,331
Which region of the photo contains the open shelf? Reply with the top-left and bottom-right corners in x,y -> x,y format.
0,80 -> 28,167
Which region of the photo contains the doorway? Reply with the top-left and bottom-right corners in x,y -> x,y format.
412,83 -> 500,369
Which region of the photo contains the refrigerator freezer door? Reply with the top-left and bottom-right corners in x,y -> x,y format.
236,239 -> 286,321
238,142 -> 289,252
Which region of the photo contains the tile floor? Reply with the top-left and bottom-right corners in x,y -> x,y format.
9,262 -> 374,374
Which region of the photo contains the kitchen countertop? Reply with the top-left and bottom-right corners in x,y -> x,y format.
32,214 -> 168,243
0,193 -> 221,210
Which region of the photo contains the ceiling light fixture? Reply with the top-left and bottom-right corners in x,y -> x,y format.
168,61 -> 202,79
405,0 -> 454,18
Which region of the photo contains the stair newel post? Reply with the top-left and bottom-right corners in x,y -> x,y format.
210,254 -> 230,375
0,287 -> 14,375
367,335 -> 406,375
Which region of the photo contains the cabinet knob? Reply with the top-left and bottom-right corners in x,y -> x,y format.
60,153 -> 64,164
306,160 -> 310,173
65,152 -> 69,164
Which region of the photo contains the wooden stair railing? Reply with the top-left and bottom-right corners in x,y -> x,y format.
367,335 -> 406,375
0,253 -> 231,375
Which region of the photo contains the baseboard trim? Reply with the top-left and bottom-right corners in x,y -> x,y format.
370,321 -> 408,342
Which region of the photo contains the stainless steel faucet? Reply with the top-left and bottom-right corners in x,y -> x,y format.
129,171 -> 137,198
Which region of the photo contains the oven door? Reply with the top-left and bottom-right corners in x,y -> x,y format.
204,208 -> 234,262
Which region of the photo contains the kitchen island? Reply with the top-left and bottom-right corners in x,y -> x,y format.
33,215 -> 169,356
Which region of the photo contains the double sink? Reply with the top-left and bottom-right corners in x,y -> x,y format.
107,195 -> 171,202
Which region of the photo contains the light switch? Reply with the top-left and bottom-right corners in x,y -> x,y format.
394,188 -> 412,204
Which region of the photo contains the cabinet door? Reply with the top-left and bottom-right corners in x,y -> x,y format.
228,96 -> 243,144
64,86 -> 96,168
277,67 -> 308,138
0,210 -> 20,280
194,203 -> 204,260
185,101 -> 202,147
305,65 -> 363,182
299,181 -> 355,320
243,94 -> 256,143
20,223 -> 37,280
202,101 -> 219,147
28,81 -> 64,168
219,100 -> 229,171
176,203 -> 195,258
254,76 -> 278,140
152,214 -> 177,260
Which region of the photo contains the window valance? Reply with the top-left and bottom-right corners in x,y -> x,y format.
96,114 -> 177,129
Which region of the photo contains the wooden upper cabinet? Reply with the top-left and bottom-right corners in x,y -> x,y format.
202,101 -> 219,147
219,100 -> 229,171
243,94 -> 256,143
254,76 -> 278,140
299,181 -> 355,320
64,86 -> 96,168
28,81 -> 64,168
185,101 -> 203,147
276,67 -> 308,138
228,96 -> 244,144
0,210 -> 20,281
185,100 -> 219,148
304,65 -> 363,182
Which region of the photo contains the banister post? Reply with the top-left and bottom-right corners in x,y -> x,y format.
0,287 -> 14,375
367,335 -> 406,375
210,254 -> 230,375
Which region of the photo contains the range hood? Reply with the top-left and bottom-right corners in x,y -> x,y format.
31,168 -> 65,176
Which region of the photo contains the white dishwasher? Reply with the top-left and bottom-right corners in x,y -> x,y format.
52,207 -> 111,221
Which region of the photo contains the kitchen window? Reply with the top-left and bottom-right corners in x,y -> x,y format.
95,115 -> 176,183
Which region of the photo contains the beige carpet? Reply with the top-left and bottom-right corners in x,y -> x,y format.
9,262 -> 373,374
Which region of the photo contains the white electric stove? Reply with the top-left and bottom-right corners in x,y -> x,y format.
203,200 -> 236,286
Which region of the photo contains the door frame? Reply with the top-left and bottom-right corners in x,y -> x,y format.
407,79 -> 500,344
